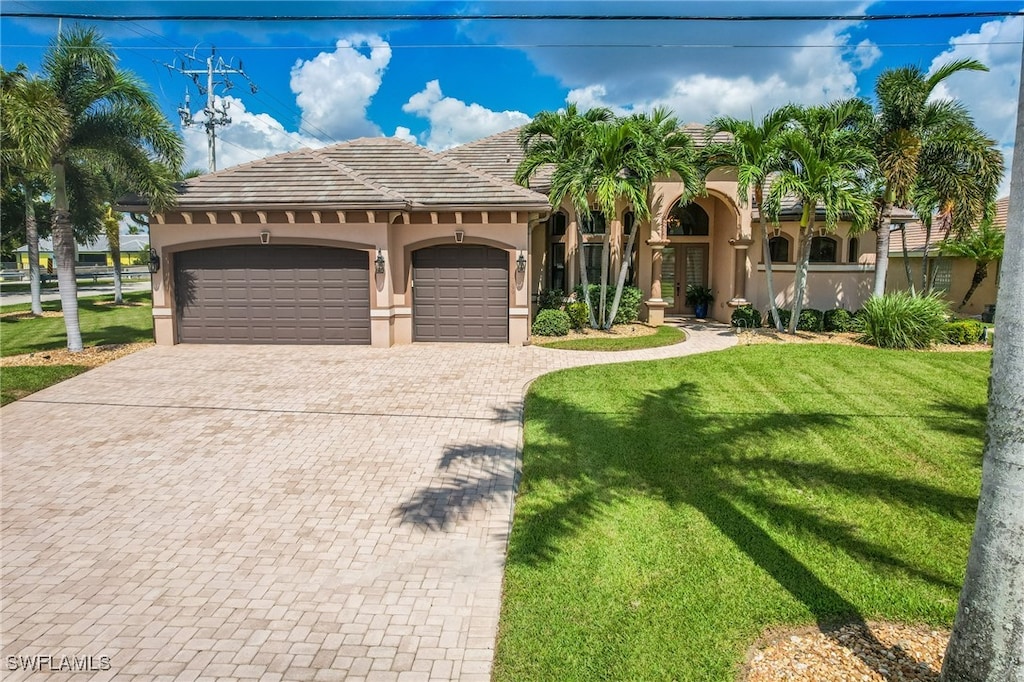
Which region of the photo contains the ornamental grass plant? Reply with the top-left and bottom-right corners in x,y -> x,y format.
856,291 -> 949,349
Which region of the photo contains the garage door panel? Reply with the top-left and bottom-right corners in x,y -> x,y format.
175,245 -> 370,345
412,245 -> 508,343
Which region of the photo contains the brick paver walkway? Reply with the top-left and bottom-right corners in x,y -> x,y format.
1,321 -> 735,681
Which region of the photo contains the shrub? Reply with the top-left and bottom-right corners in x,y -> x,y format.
566,301 -> 589,331
857,291 -> 950,349
531,309 -> 571,337
766,308 -> 791,330
537,289 -> 565,311
797,308 -> 824,332
585,284 -> 643,325
824,308 -> 855,333
943,319 -> 985,345
731,305 -> 761,329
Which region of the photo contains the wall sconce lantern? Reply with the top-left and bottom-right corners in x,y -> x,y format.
375,248 -> 386,274
147,248 -> 161,274
260,231 -> 271,245
516,251 -> 527,273
454,230 -> 465,244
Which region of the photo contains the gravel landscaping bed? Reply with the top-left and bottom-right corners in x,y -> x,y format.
737,328 -> 989,352
0,342 -> 152,367
530,322 -> 660,345
744,622 -> 950,681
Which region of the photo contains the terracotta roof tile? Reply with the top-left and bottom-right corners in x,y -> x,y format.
890,196 -> 1009,255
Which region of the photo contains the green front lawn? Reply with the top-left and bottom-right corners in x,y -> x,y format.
1,365 -> 90,406
496,344 -> 989,681
536,325 -> 686,351
0,291 -> 153,357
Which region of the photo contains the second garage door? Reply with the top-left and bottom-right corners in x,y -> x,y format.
412,245 -> 509,342
174,245 -> 370,344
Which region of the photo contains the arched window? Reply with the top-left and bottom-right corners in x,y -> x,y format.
848,237 -> 859,263
768,236 -> 790,263
581,211 -> 606,234
809,236 -> 838,263
666,201 -> 709,236
548,211 -> 567,236
623,210 -> 635,235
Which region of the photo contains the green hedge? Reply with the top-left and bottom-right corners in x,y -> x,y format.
731,305 -> 762,329
797,309 -> 824,332
824,308 -> 855,333
583,285 -> 643,325
943,319 -> 985,345
532,309 -> 571,336
566,302 -> 589,330
537,289 -> 565,311
766,308 -> 792,330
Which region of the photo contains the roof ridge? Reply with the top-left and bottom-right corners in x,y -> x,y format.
308,145 -> 409,204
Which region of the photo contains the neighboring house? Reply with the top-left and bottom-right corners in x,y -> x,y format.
126,130 -> 899,348
885,196 -> 1008,316
14,233 -> 150,270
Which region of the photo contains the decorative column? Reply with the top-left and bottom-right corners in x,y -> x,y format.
645,238 -> 671,325
728,236 -> 753,306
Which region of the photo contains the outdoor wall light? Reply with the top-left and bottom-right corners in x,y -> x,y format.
516,251 -> 527,273
454,230 -> 465,243
375,248 -> 386,274
260,231 -> 271,245
147,248 -> 161,274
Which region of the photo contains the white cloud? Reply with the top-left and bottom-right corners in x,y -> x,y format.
401,80 -> 531,150
182,95 -> 322,172
289,34 -> 391,140
927,15 -> 1022,197
391,126 -> 418,144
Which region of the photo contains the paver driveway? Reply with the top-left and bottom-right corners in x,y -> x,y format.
1,322 -> 735,681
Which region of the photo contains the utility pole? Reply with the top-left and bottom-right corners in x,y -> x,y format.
165,46 -> 257,172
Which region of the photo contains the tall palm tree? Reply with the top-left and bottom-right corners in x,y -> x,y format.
1,65 -> 69,316
768,100 -> 875,333
605,107 -> 703,327
517,104 -> 613,328
940,215 -> 1004,310
41,25 -> 183,351
704,106 -> 798,331
871,58 -> 990,297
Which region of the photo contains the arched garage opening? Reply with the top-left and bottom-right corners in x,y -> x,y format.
174,244 -> 371,344
411,244 -> 509,342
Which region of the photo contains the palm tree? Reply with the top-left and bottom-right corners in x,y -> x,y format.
517,104 -> 613,328
1,65 -> 69,316
871,58 -> 990,297
940,215 -> 1004,310
41,26 -> 183,351
704,106 -> 798,331
940,47 -> 1024,681
605,107 -> 703,327
767,100 -> 875,333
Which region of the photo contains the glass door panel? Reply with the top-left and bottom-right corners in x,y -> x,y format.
661,248 -> 676,308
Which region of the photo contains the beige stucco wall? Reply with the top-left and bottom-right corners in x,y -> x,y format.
746,223 -> 874,314
150,210 -> 532,347
885,256 -> 1000,316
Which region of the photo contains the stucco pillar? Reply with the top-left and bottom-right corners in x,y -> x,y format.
728,237 -> 753,307
645,239 -> 670,325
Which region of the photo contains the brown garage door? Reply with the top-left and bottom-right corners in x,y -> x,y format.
412,245 -> 509,343
174,245 -> 370,344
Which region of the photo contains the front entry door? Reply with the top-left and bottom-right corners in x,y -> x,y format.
662,244 -> 709,314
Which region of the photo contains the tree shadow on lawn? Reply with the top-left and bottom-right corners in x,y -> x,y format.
505,379 -> 979,679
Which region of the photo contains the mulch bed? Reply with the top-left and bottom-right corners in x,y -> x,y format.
743,621 -> 950,681
0,343 -> 153,368
737,328 -> 990,352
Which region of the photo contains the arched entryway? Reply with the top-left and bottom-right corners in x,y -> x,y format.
660,201 -> 711,315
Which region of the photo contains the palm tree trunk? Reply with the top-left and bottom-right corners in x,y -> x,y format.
940,54 -> 1024,678
51,160 -> 83,352
789,211 -> 814,334
575,220 -> 597,328
24,182 -> 43,316
957,263 -> 988,310
606,217 -> 640,328
921,219 -> 933,293
872,206 -> 893,297
900,225 -> 914,288
598,236 -> 609,328
111,243 -> 123,304
758,187 -> 783,332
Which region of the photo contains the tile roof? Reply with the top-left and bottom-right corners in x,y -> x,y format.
124,137 -> 549,213
890,196 -> 1009,255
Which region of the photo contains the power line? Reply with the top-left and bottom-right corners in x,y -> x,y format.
4,10 -> 1023,22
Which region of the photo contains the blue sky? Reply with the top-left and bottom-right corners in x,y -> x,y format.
1,1 -> 1021,193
